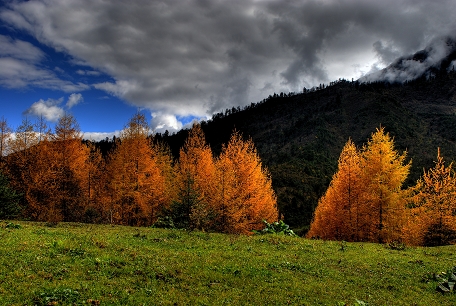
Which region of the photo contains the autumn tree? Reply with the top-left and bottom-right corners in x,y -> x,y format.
49,113 -> 91,222
214,131 -> 278,234
172,123 -> 217,230
307,139 -> 364,241
83,141 -> 107,223
107,113 -> 167,226
404,149 -> 456,246
360,127 -> 410,243
6,117 -> 43,219
308,128 -> 410,243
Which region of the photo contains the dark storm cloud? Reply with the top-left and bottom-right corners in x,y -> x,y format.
1,0 -> 456,131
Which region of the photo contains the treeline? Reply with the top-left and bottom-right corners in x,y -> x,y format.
0,114 -> 278,234
307,127 -> 456,246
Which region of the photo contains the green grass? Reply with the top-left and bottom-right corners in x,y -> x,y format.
0,221 -> 455,305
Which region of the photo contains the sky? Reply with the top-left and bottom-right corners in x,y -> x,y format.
1,0 -> 456,140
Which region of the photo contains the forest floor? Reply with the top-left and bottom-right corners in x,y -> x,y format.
0,221 -> 455,305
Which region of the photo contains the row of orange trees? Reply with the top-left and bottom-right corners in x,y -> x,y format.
307,127 -> 456,246
0,114 -> 278,234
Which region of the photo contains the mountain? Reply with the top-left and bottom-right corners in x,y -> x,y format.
155,39 -> 456,233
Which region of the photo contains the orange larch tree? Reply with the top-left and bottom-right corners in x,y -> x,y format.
51,113 -> 90,222
308,128 -> 410,243
83,141 -> 107,223
404,149 -> 456,246
107,113 -> 166,226
173,123 -> 217,230
215,131 -> 278,234
360,127 -> 410,243
6,117 -> 58,221
307,139 -> 364,241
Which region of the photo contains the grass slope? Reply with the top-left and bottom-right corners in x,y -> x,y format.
1,221 -> 455,305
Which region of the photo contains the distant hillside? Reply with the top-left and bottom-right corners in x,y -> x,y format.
156,70 -> 456,232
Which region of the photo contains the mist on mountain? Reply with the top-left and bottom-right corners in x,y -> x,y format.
360,35 -> 456,84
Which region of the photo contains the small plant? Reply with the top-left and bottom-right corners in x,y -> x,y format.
436,266 -> 456,293
152,216 -> 176,229
339,241 -> 347,252
5,222 -> 21,229
32,287 -> 80,306
253,220 -> 298,236
385,240 -> 406,250
133,230 -> 147,239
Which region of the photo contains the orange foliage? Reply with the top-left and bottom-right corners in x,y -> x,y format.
307,139 -> 364,241
403,149 -> 456,245
174,123 -> 217,230
3,114 -> 276,235
107,113 -> 167,226
361,127 -> 410,243
308,128 -> 410,243
215,131 -> 278,234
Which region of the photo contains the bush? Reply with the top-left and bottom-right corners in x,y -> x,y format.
152,216 -> 176,229
0,172 -> 21,219
5,222 -> 21,229
32,287 -> 80,306
253,220 -> 298,236
436,266 -> 456,293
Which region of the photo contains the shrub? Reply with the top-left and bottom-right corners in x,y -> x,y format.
32,287 -> 80,306
152,216 -> 176,229
436,266 -> 456,293
253,220 -> 298,236
5,222 -> 21,229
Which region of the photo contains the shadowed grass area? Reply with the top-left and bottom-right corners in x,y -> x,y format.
0,221 -> 455,305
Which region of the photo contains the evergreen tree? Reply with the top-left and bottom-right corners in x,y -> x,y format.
0,172 -> 21,219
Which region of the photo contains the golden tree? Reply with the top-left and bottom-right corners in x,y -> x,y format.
360,127 -> 410,243
107,113 -> 166,226
307,139 -> 364,241
51,113 -> 90,222
404,149 -> 456,245
83,141 -> 107,223
173,123 -> 217,230
215,131 -> 278,234
6,117 -> 58,221
308,128 -> 410,243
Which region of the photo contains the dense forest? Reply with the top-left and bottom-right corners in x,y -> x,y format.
0,114 -> 277,234
1,69 -> 456,243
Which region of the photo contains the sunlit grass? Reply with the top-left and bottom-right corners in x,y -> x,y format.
0,221 -> 455,305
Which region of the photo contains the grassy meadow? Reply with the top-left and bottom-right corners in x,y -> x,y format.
0,221 -> 455,305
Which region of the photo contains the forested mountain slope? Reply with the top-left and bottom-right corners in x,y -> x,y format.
157,71 -> 456,232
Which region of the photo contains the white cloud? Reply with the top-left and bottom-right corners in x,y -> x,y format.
150,112 -> 183,134
0,35 -> 90,92
24,98 -> 65,122
66,93 -> 83,108
76,69 -> 100,76
0,35 -> 44,62
82,130 -> 120,141
24,93 -> 84,122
